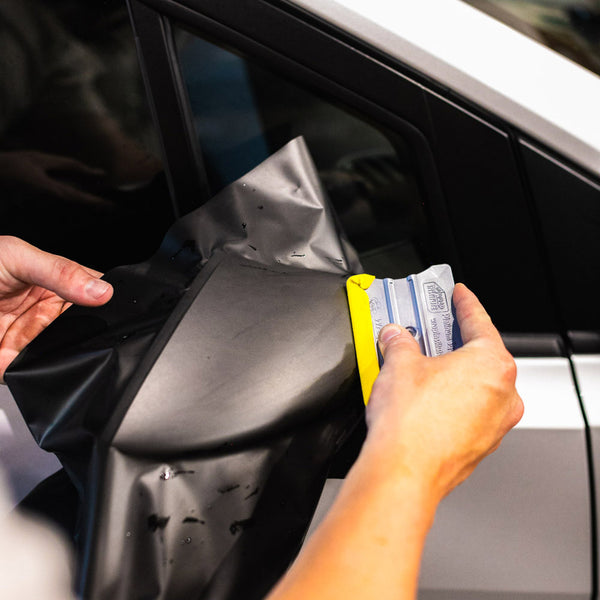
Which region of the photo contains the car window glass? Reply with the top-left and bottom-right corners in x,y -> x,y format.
174,29 -> 433,278
0,0 -> 170,270
463,0 -> 600,77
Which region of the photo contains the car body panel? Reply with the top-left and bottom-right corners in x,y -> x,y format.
574,353 -> 600,589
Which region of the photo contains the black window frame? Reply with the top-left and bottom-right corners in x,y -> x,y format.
126,0 -> 593,354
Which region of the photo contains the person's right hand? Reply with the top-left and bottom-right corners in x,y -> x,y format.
364,283 -> 523,502
0,151 -> 114,211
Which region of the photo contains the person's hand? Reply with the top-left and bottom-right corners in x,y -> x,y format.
364,283 -> 523,502
0,236 -> 113,382
0,151 -> 114,211
266,284 -> 522,600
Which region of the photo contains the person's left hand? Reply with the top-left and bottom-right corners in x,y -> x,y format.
0,236 -> 113,382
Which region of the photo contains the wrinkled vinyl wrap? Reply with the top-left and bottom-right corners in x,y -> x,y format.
160,136 -> 361,275
6,138 -> 363,600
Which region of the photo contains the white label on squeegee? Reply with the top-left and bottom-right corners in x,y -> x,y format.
365,264 -> 460,358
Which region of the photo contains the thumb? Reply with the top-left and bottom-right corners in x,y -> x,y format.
378,324 -> 421,359
3,237 -> 113,306
27,256 -> 113,306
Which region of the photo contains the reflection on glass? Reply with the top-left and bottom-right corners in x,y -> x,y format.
0,0 -> 170,269
175,28 -> 432,278
463,0 -> 600,77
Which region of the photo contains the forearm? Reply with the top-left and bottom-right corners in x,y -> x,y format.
266,440 -> 440,600
268,286 -> 523,600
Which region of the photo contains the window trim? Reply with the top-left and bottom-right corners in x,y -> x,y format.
128,0 -> 212,216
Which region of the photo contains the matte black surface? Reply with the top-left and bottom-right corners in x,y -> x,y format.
426,93 -> 558,333
6,140 -> 363,599
520,141 -> 600,333
501,333 -> 565,358
569,331 -> 600,354
113,257 -> 357,454
18,469 -> 79,542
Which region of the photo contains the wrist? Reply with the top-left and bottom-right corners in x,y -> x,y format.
356,432 -> 447,509
349,435 -> 443,519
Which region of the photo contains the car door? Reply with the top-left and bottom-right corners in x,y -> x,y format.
124,1 -> 596,598
2,0 -> 593,597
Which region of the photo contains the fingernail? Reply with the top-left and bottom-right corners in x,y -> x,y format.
85,278 -> 111,299
379,324 -> 405,345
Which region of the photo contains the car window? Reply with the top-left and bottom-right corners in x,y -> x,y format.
0,0 -> 169,270
173,28 -> 434,279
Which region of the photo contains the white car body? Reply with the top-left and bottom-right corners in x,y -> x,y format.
293,0 -> 600,177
